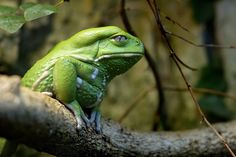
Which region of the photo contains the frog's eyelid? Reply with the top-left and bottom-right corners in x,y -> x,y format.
111,35 -> 128,42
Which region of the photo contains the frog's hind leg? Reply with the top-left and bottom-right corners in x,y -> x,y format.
66,100 -> 90,129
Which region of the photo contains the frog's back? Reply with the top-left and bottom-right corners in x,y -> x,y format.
21,39 -> 68,92
21,57 -> 56,92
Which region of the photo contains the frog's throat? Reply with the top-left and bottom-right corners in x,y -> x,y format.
94,53 -> 143,62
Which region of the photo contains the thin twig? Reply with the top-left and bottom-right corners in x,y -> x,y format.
160,12 -> 236,49
147,0 -> 236,156
172,53 -> 198,71
166,31 -> 236,49
118,87 -> 155,123
55,0 -> 70,7
160,12 -> 191,33
120,0 -> 167,130
164,86 -> 236,101
147,1 -> 197,71
119,85 -> 236,123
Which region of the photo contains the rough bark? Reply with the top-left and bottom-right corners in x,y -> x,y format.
0,75 -> 236,157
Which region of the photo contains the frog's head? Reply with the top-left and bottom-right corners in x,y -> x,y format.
63,26 -> 144,77
95,26 -> 144,77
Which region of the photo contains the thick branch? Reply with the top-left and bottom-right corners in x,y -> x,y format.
0,75 -> 236,157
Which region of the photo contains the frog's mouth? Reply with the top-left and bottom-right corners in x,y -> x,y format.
94,53 -> 143,62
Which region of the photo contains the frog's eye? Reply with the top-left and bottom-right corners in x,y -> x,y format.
111,35 -> 128,46
113,35 -> 127,42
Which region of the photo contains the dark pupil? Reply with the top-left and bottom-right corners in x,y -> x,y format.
114,35 -> 127,42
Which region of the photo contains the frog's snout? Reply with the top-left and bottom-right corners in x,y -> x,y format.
137,40 -> 144,54
135,39 -> 142,46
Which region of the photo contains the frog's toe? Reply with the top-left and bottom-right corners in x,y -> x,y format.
66,102 -> 90,129
75,113 -> 92,131
95,112 -> 101,133
89,111 -> 96,123
80,111 -> 90,127
89,111 -> 101,133
75,116 -> 84,130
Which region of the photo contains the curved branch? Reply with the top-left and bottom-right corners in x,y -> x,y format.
0,75 -> 236,157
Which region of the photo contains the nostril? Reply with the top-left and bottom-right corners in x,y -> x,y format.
136,40 -> 140,45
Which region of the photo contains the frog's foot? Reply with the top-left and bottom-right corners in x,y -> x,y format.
75,109 -> 91,129
66,101 -> 90,130
89,111 -> 101,133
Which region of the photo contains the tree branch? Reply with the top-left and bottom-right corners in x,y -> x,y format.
0,75 -> 236,157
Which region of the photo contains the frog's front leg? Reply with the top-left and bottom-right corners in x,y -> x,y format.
53,58 -> 90,129
89,106 -> 101,133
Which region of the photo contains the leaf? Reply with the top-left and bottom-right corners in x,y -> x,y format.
20,2 -> 37,11
0,5 -> 17,16
0,15 -> 25,33
24,4 -> 57,21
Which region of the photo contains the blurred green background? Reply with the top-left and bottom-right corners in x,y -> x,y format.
1,0 -> 236,156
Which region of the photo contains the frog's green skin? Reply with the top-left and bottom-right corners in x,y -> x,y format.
21,26 -> 144,132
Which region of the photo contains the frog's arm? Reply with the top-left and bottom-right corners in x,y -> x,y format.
53,58 -> 90,128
